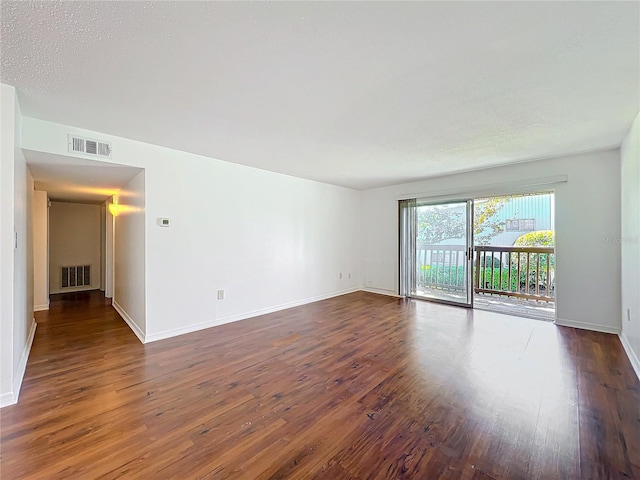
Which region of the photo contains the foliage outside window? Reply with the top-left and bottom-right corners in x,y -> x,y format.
417,197 -> 509,246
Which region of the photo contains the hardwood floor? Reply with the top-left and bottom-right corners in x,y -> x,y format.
1,290 -> 638,479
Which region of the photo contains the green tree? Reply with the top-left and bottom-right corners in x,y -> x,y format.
514,230 -> 554,246
416,197 -> 508,245
473,197 -> 508,245
513,230 -> 555,289
417,206 -> 464,244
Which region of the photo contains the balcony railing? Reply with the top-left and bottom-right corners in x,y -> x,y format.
474,245 -> 555,302
417,244 -> 555,303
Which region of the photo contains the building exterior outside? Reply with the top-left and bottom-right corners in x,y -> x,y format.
479,193 -> 553,246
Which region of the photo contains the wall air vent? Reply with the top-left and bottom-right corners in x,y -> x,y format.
68,134 -> 112,158
61,265 -> 91,288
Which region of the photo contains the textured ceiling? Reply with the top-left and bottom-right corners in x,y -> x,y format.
2,1 -> 639,190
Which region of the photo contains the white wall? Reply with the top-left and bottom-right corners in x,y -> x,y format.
361,149 -> 622,334
113,171 -> 146,340
21,117 -> 361,342
33,189 -> 49,310
1,84 -> 17,405
49,202 -> 102,294
0,84 -> 36,407
14,152 -> 35,396
620,112 -> 640,378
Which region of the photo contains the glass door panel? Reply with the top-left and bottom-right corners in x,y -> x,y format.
411,200 -> 473,306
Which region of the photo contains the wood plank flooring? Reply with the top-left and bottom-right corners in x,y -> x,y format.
1,290 -> 638,479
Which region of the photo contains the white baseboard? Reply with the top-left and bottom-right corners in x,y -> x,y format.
619,333 -> 640,381
0,392 -> 15,408
13,320 -> 37,403
361,288 -> 403,298
1,320 -> 37,408
34,302 -> 49,312
555,317 -> 621,335
113,300 -> 145,344
145,287 -> 360,343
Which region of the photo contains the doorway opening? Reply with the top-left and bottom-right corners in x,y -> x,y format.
400,192 -> 556,321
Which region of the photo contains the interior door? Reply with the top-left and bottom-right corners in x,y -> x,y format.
400,198 -> 474,307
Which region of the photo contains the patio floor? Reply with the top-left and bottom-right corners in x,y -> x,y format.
473,293 -> 555,322
415,287 -> 556,322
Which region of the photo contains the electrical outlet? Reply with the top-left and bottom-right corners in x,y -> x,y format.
339,273 -> 343,279
348,273 -> 351,279
217,289 -> 225,300
628,308 -> 631,322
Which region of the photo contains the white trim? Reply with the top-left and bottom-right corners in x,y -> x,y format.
0,392 -> 15,408
105,197 -> 114,299
34,302 -> 49,312
554,317 -> 621,335
145,288 -> 359,343
361,288 -> 403,298
3,321 -> 38,407
113,300 -> 145,344
619,333 -> 640,381
396,175 -> 568,202
12,321 -> 37,404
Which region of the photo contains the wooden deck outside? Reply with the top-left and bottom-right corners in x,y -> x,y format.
473,294 -> 555,322
412,288 -> 556,322
1,290 -> 638,479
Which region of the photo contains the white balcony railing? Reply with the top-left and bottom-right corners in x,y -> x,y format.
417,244 -> 555,303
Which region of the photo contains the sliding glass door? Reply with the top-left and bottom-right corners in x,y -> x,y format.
400,199 -> 473,307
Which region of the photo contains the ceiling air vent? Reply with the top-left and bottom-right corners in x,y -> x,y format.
68,134 -> 112,158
